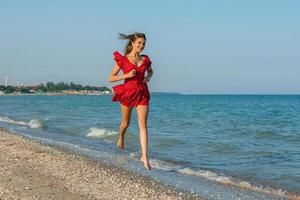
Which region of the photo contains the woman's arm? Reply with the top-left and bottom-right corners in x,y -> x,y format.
143,66 -> 153,82
146,66 -> 153,78
107,64 -> 136,82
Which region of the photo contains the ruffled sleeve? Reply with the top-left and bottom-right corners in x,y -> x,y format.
146,55 -> 153,71
113,51 -> 124,70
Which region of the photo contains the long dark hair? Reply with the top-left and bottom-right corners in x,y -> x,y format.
118,32 -> 146,55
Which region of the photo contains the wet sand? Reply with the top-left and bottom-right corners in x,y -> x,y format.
0,127 -> 202,200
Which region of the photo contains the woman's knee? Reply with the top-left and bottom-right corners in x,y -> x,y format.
139,126 -> 147,131
120,121 -> 130,129
138,121 -> 147,130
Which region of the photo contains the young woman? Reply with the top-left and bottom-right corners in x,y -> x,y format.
108,32 -> 153,170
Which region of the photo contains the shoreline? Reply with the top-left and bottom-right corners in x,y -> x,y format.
0,127 -> 201,200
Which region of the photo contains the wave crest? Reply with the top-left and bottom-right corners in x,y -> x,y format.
0,115 -> 43,129
86,127 -> 118,138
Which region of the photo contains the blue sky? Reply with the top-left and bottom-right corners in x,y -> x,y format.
0,0 -> 299,94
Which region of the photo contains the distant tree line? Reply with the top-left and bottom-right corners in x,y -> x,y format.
0,82 -> 111,94
36,82 -> 110,93
0,85 -> 30,93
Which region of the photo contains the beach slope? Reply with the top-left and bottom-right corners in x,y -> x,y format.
0,128 -> 201,200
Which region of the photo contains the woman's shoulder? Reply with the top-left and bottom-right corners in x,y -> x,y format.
141,54 -> 152,66
113,50 -> 125,68
113,50 -> 124,58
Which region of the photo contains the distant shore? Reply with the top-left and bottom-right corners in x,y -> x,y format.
0,127 -> 201,200
0,92 -> 112,96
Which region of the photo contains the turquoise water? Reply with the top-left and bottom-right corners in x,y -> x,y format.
0,94 -> 299,199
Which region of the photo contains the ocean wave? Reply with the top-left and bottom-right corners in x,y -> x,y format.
28,119 -> 43,128
177,167 -> 291,198
0,115 -> 43,129
129,154 -> 292,199
86,127 -> 118,138
149,159 -> 183,171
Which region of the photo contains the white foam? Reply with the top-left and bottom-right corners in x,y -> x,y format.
135,156 -> 290,198
150,159 -> 233,183
28,119 -> 43,128
86,127 -> 118,138
149,159 -> 181,171
176,167 -> 290,198
177,167 -> 234,184
0,115 -> 43,129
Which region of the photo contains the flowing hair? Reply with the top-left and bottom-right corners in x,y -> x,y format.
117,32 -> 146,55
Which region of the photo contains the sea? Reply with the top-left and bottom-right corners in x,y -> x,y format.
0,94 -> 299,200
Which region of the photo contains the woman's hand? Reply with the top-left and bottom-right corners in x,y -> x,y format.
143,76 -> 151,83
125,69 -> 137,79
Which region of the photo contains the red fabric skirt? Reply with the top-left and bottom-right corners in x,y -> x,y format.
112,83 -> 150,107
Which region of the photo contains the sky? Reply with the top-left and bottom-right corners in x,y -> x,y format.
0,0 -> 299,94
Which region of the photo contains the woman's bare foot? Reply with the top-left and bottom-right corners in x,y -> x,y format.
140,157 -> 151,170
117,137 -> 124,150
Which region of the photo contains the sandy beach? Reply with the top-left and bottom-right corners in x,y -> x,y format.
0,127 -> 202,200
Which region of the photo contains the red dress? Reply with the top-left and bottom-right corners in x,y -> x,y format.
111,51 -> 152,108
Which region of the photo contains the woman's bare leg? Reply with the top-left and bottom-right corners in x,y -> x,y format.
117,104 -> 133,150
136,104 -> 151,170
